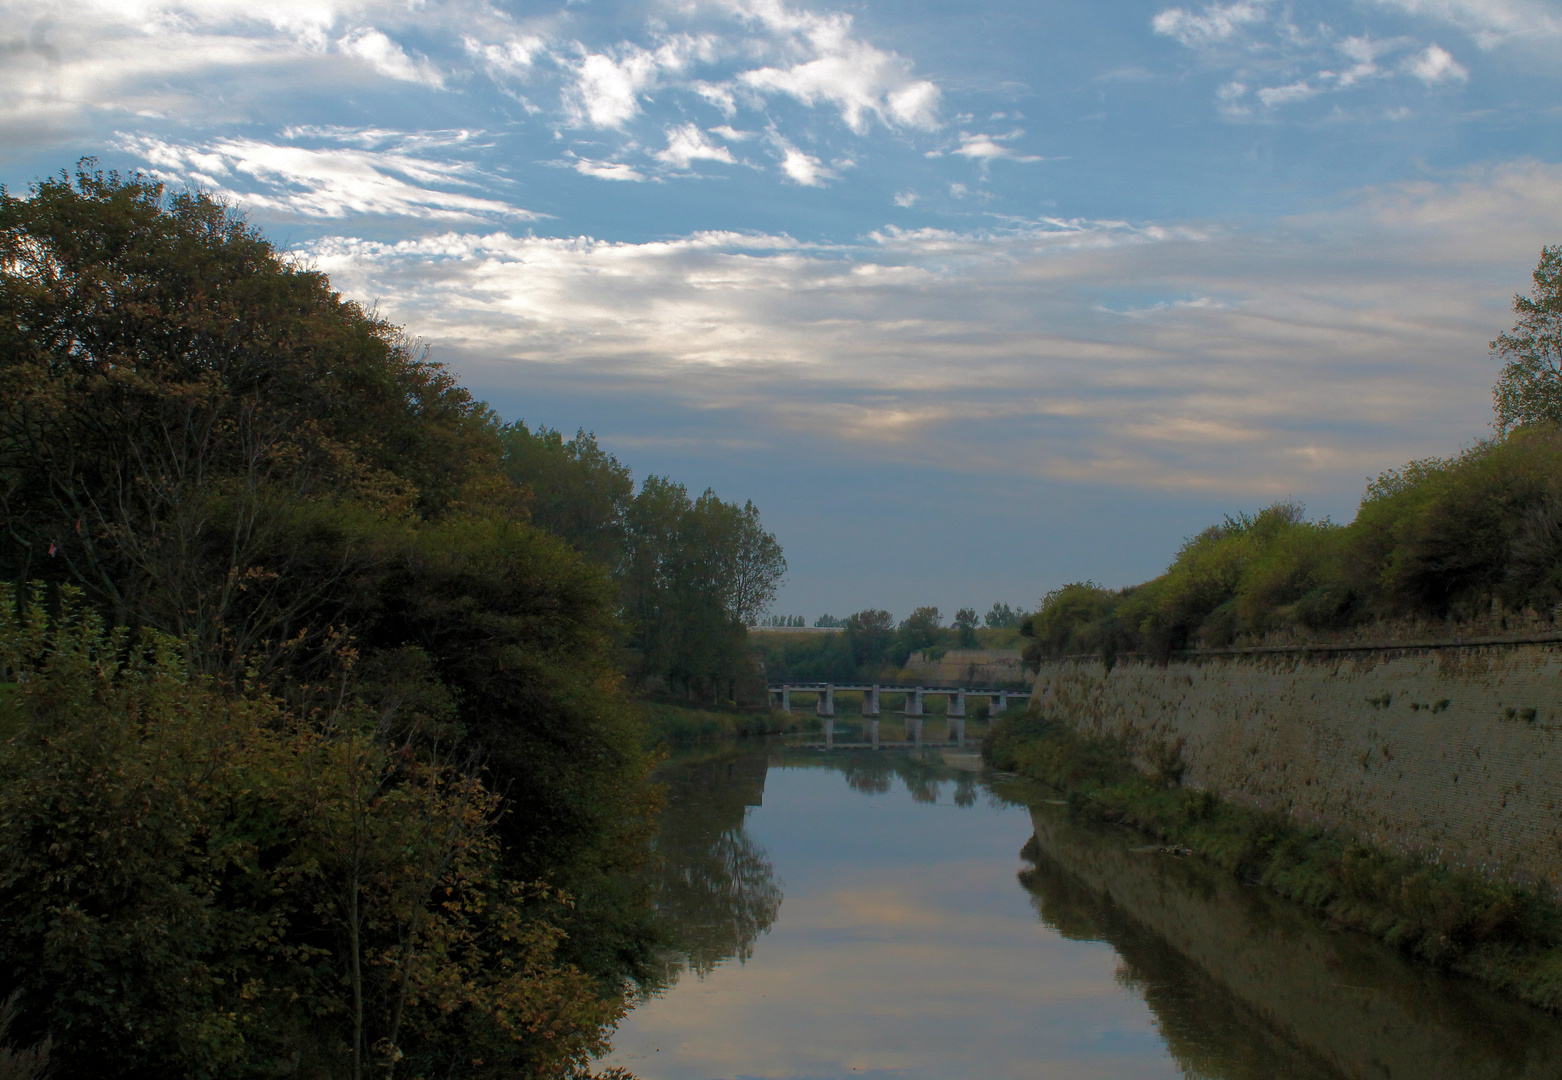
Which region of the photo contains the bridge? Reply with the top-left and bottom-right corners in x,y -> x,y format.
767,682 -> 1028,750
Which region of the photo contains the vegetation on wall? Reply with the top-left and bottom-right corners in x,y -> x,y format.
1022,246 -> 1562,665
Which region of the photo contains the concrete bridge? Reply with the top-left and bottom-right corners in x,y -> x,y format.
767,682 -> 1027,750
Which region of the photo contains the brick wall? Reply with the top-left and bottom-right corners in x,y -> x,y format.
1029,642 -> 1562,889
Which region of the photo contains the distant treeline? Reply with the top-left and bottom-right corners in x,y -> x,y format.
0,164 -> 781,1077
1024,246 -> 1562,667
757,603 -> 1025,683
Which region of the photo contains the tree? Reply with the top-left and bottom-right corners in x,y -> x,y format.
501,423 -> 634,569
844,609 -> 894,670
953,607 -> 979,647
892,606 -> 943,666
0,587 -> 625,1080
0,163 -> 502,672
622,478 -> 785,701
984,602 -> 1020,629
1493,245 -> 1562,432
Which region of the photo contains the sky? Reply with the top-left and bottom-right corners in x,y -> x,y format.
4,0 -> 1560,621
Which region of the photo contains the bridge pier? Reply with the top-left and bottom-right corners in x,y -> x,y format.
816,684 -> 835,718
824,717 -> 835,750
781,687 -> 791,712
863,686 -> 880,717
905,689 -> 924,716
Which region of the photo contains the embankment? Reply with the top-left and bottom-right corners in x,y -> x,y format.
1030,637 -> 1562,889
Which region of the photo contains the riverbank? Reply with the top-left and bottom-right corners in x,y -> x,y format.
984,711 -> 1562,1012
639,700 -> 816,748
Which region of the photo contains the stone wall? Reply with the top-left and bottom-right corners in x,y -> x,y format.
903,648 -> 1032,687
1029,641 -> 1562,889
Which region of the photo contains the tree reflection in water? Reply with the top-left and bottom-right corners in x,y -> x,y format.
641,748 -> 987,994
643,749 -> 783,991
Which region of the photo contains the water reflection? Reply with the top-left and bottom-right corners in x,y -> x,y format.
1022,806 -> 1562,1080
645,749 -> 783,986
613,749 -> 1562,1080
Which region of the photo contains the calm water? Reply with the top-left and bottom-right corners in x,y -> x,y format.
600,745 -> 1562,1080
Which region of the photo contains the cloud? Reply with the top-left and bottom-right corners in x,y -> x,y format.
1151,2 -> 1475,113
727,0 -> 942,132
768,130 -> 832,185
286,162 -> 1561,497
948,131 -> 1044,166
566,48 -> 663,128
119,132 -> 531,220
1151,1 -> 1269,47
463,33 -> 546,79
655,123 -> 736,169
1404,43 -> 1470,81
337,27 -> 443,87
569,156 -> 647,181
1368,0 -> 1562,48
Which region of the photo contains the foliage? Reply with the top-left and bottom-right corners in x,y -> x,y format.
620,479 -> 785,701
1023,249 -> 1562,662
0,587 -> 629,1080
637,702 -> 812,749
953,607 -> 979,647
500,424 -> 635,571
0,165 -> 695,1073
0,163 -> 504,672
984,602 -> 1021,630
984,709 -> 1562,1010
1493,245 -> 1562,432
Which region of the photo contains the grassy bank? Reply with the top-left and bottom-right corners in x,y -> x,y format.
984,711 -> 1562,1011
639,700 -> 816,749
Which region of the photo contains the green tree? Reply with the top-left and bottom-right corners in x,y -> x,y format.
892,606 -> 943,667
0,587 -> 626,1080
953,607 -> 979,647
1493,246 -> 1562,432
844,608 -> 894,671
622,478 -> 785,701
0,164 -> 503,673
984,602 -> 1020,629
500,423 -> 635,570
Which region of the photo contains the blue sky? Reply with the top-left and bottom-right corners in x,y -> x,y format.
4,0 -> 1560,620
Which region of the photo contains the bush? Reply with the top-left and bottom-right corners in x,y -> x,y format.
0,587 -> 628,1079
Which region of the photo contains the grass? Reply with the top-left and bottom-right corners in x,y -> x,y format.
638,701 -> 818,749
983,710 -> 1562,1011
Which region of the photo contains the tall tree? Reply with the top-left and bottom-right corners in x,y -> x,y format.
1493,245 -> 1562,432
953,606 -> 979,647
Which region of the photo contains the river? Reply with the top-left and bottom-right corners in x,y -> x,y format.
599,744 -> 1562,1080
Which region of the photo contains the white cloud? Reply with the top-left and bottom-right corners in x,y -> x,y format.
337,27 -> 443,87
570,156 -> 647,181
119,132 -> 530,220
727,0 -> 941,132
1404,42 -> 1470,81
463,33 -> 546,79
566,48 -> 663,128
893,191 -> 918,208
1257,79 -> 1323,106
1369,0 -> 1562,48
1151,1 -> 1269,47
767,131 -> 831,185
949,131 -> 1044,166
1152,2 -> 1477,113
290,163 -> 1562,495
655,124 -> 737,169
